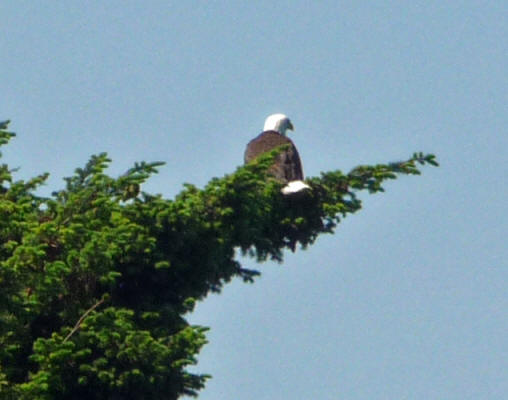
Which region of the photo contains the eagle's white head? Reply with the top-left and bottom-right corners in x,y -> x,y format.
263,113 -> 294,136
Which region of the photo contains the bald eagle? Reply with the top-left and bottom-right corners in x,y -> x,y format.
244,114 -> 310,194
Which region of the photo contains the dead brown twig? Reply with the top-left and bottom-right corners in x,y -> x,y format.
63,295 -> 107,343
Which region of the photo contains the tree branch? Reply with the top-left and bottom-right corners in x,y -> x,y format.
63,295 -> 107,343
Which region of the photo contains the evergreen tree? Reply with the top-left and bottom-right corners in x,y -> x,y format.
0,121 -> 438,399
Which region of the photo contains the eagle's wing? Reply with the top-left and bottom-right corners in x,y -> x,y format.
244,131 -> 304,182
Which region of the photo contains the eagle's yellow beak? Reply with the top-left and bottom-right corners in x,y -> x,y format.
287,120 -> 294,131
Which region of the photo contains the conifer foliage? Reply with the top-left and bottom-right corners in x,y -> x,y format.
0,121 -> 438,399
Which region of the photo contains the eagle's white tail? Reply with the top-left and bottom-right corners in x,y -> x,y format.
281,180 -> 311,195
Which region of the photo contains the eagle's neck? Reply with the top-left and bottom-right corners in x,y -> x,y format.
264,124 -> 286,136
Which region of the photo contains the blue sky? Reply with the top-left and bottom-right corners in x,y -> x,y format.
1,1 -> 506,399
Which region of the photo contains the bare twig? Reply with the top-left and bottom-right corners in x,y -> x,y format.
63,295 -> 107,343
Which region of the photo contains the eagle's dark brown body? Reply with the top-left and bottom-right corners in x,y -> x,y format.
244,130 -> 304,182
